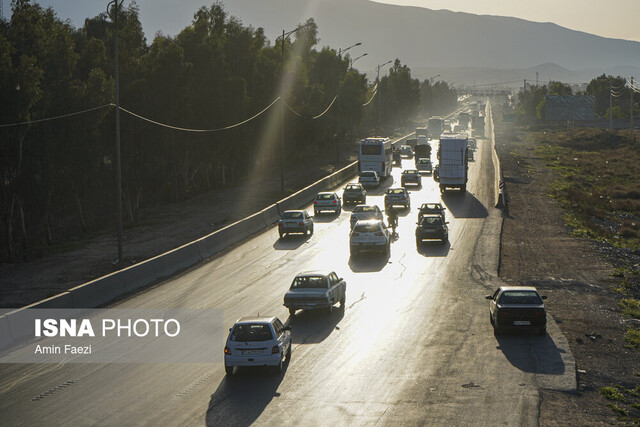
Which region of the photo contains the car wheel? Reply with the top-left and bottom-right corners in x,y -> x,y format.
327,303 -> 333,314
309,225 -> 314,235
288,307 -> 296,316
340,294 -> 345,308
285,345 -> 292,362
314,209 -> 319,215
225,365 -> 233,375
274,356 -> 284,374
279,231 -> 284,238
385,242 -> 391,257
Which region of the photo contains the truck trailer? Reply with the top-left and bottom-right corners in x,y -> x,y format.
435,134 -> 468,193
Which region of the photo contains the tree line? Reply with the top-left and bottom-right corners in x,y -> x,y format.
0,0 -> 457,263
517,75 -> 639,123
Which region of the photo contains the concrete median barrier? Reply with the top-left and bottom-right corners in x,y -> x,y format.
8,155 -> 362,324
261,204 -> 280,227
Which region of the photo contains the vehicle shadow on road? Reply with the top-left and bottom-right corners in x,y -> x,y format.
442,191 -> 488,219
495,333 -> 566,375
416,240 -> 451,257
287,307 -> 345,344
206,364 -> 287,427
312,212 -> 342,223
348,253 -> 389,272
273,235 -> 310,250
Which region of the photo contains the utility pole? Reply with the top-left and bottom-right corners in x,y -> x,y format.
336,43 -> 361,164
631,76 -> 634,132
107,0 -> 124,267
610,80 -> 613,129
376,60 -> 392,135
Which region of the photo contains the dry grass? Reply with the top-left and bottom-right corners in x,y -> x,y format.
534,129 -> 640,250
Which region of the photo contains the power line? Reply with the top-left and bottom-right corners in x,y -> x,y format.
362,88 -> 377,106
119,97 -> 281,132
0,104 -> 115,128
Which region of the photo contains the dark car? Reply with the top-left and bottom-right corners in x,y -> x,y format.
486,286 -> 547,336
418,203 -> 446,221
401,169 -> 422,187
415,214 -> 448,245
343,183 -> 367,205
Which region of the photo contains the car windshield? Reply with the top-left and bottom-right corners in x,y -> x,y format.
345,185 -> 360,191
361,172 -> 376,178
290,275 -> 327,289
282,211 -> 303,219
420,216 -> 443,226
317,194 -> 334,200
421,204 -> 440,211
403,170 -> 418,175
418,159 -> 430,164
387,189 -> 405,194
354,206 -> 376,213
498,291 -> 543,305
230,323 -> 273,342
354,222 -> 381,233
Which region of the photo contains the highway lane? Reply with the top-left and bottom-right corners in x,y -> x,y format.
0,114 -> 575,425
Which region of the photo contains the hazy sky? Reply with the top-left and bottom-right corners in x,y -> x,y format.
6,0 -> 640,43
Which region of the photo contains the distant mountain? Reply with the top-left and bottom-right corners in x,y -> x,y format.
220,0 -> 640,83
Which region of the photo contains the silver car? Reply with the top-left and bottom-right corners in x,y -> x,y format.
384,187 -> 411,209
278,210 -> 313,238
358,170 -> 380,188
314,192 -> 342,215
350,204 -> 384,229
349,219 -> 391,257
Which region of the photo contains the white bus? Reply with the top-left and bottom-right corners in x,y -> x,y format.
358,137 -> 393,179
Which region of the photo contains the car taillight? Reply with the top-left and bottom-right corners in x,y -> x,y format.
278,221 -> 283,226
352,232 -> 360,236
298,222 -> 304,226
375,232 -> 384,236
272,345 -> 280,354
314,201 -> 318,204
224,346 -> 231,355
333,200 -> 337,204
498,310 -> 508,316
535,310 -> 545,317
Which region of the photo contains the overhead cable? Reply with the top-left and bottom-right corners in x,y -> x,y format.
312,95 -> 337,120
362,88 -> 377,106
282,95 -> 338,120
119,97 -> 281,132
0,103 -> 115,128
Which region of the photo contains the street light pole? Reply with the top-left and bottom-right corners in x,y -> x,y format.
427,74 -> 440,117
277,23 -> 313,193
376,60 -> 392,135
350,53 -> 367,70
336,42 -> 361,164
107,0 -> 123,267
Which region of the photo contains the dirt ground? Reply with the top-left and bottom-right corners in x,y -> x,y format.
494,114 -> 640,424
0,143 -> 358,308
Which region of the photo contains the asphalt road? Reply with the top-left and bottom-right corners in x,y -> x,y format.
0,121 -> 575,426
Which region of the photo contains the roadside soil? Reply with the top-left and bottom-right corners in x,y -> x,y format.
495,112 -> 640,424
0,143 -> 361,309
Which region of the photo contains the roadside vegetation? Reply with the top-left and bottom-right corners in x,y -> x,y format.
533,127 -> 640,419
